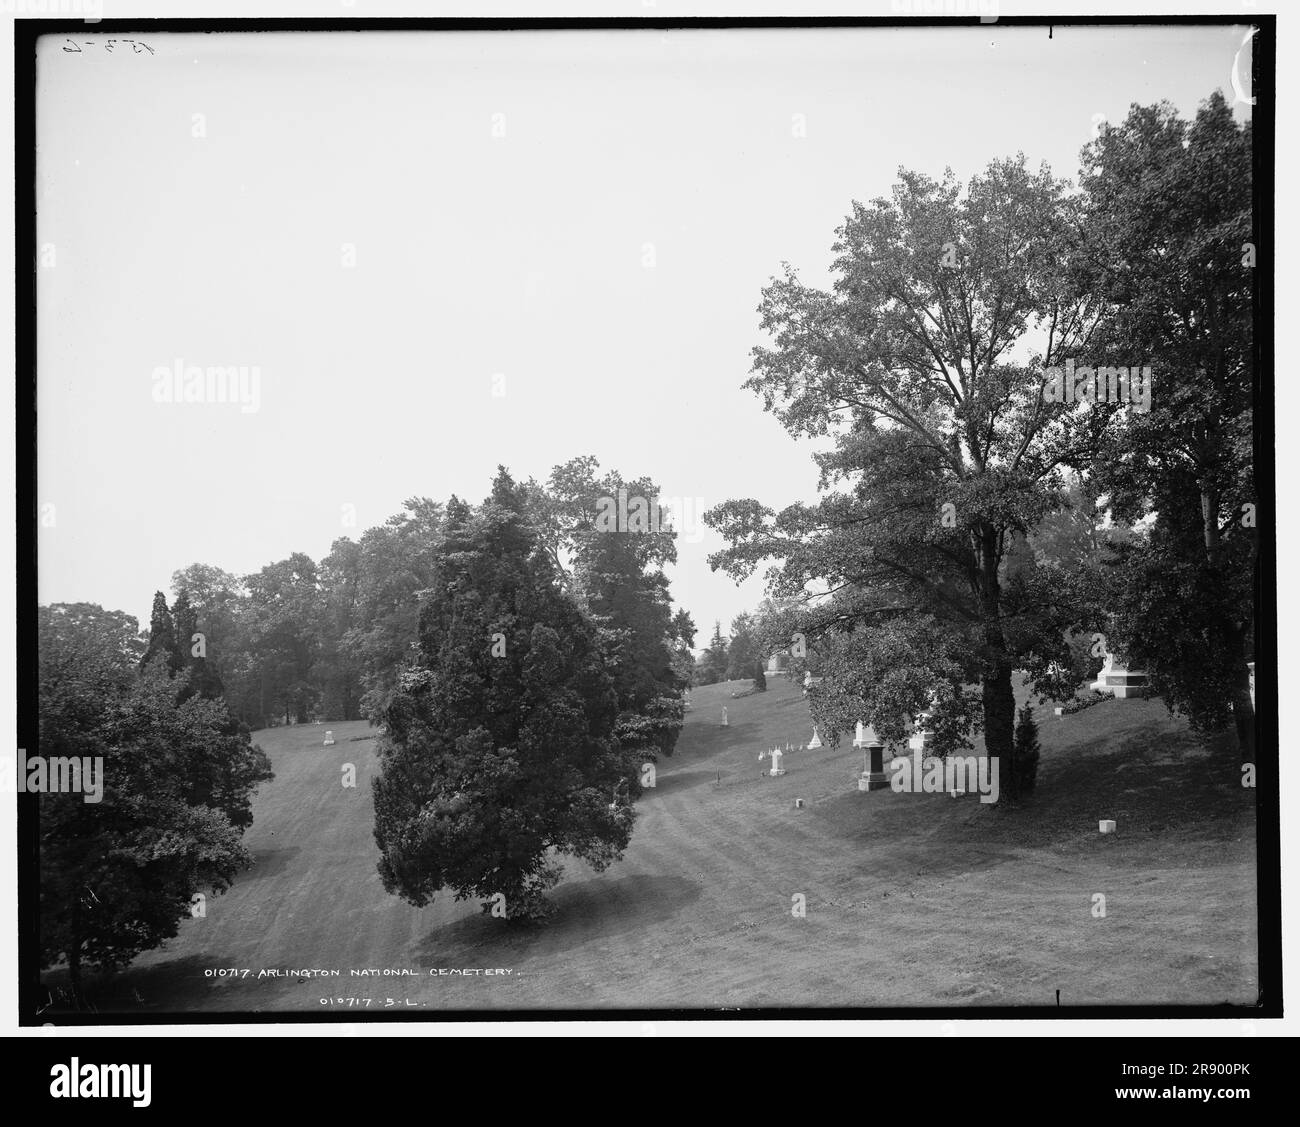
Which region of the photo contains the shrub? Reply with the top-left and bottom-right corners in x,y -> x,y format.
1060,689 -> 1114,715
1014,703 -> 1041,793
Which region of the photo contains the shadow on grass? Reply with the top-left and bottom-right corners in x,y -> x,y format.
818,715 -> 1253,872
961,725 -> 1253,853
413,873 -> 703,962
649,768 -> 718,796
242,845 -> 302,882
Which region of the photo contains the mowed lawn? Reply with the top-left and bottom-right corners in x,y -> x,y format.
75,678 -> 1257,1013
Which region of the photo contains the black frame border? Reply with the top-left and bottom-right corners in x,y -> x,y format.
13,11 -> 1280,1027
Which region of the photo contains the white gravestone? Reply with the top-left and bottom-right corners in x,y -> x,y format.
323,730 -> 335,747
761,747 -> 786,777
1089,652 -> 1148,698
721,707 -> 728,727
807,726 -> 823,749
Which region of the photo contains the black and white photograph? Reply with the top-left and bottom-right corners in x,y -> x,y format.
13,5 -> 1279,1043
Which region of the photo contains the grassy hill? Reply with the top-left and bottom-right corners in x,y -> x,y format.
64,677 -> 1257,1013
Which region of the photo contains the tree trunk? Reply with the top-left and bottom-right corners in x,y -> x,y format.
983,659 -> 1017,803
979,526 -> 1017,803
1200,480 -> 1221,559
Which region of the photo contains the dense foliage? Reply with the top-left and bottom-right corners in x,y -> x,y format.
38,603 -> 273,1006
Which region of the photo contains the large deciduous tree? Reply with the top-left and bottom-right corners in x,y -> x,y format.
1080,93 -> 1256,761
316,537 -> 365,722
530,457 -> 687,760
708,156 -> 1117,800
243,552 -> 323,726
341,498 -> 445,722
39,604 -> 272,1007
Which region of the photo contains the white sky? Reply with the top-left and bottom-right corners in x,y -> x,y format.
36,24 -> 1253,637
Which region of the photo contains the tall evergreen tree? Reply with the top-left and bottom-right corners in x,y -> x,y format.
172,564 -> 250,721
696,621 -> 730,685
725,612 -> 760,681
1013,702 -> 1041,794
372,472 -> 639,921
139,590 -> 181,674
669,609 -> 697,690
171,589 -> 226,704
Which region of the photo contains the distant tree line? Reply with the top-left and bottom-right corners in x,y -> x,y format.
148,458 -> 697,738
692,599 -> 792,688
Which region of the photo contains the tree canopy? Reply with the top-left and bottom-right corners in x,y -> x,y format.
39,603 -> 273,1006
372,471 -> 642,920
